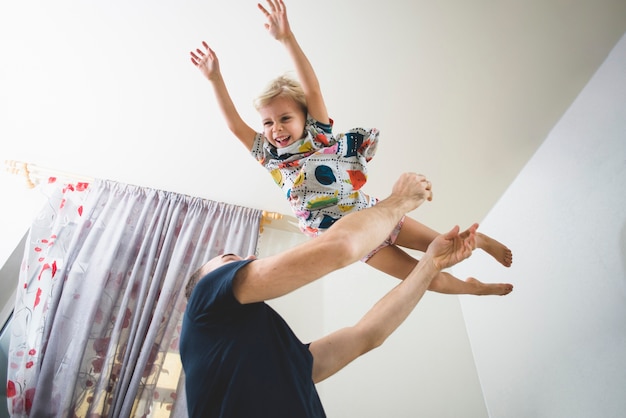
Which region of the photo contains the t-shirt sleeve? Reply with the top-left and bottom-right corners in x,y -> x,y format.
356,127 -> 379,162
185,259 -> 254,324
313,115 -> 378,161
250,132 -> 268,164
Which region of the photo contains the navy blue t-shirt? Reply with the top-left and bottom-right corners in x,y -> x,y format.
180,259 -> 326,417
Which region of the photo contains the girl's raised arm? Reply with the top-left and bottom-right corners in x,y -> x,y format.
258,0 -> 330,124
191,42 -> 257,150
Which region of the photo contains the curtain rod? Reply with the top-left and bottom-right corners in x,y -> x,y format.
4,159 -> 298,233
4,159 -> 92,188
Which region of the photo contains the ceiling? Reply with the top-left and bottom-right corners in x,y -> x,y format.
2,0 -> 626,234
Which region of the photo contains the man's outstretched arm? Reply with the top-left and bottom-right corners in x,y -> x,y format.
233,173 -> 433,304
309,223 -> 478,383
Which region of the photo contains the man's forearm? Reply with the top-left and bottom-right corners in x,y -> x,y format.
321,193 -> 417,265
355,253 -> 439,349
320,172 -> 429,266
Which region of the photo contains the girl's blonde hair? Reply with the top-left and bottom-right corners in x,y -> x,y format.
254,74 -> 307,114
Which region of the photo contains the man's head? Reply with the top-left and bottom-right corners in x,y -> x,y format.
185,254 -> 256,300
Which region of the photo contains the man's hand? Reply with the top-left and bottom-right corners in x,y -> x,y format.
388,172 -> 433,213
190,41 -> 221,82
427,224 -> 478,270
258,0 -> 293,42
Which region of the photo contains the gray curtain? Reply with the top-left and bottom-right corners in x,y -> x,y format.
7,179 -> 261,417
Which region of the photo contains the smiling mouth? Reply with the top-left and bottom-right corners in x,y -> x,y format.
275,135 -> 291,147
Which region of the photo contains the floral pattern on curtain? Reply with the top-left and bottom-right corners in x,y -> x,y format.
7,178 -> 261,417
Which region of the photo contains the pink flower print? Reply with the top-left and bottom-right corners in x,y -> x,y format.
60,198 -> 66,209
122,308 -> 132,329
131,282 -> 140,300
51,261 -> 57,277
93,337 -> 110,357
25,361 -> 34,369
48,177 -> 57,183
6,380 -> 16,397
24,387 -> 35,414
28,348 -> 36,356
78,206 -> 83,216
38,264 -> 50,280
34,288 -> 42,308
91,357 -> 104,373
76,182 -> 89,191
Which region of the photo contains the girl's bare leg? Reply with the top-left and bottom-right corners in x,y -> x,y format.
396,217 -> 513,267
365,245 -> 513,296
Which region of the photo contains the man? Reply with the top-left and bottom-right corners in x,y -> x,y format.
180,172 -> 477,417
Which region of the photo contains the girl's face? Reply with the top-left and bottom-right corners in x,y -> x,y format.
259,95 -> 306,149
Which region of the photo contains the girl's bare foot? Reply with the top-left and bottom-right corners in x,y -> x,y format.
466,277 -> 513,296
476,233 -> 513,267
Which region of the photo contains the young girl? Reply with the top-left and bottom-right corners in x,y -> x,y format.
190,0 -> 513,295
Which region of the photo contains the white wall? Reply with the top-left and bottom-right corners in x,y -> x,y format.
456,34 -> 626,418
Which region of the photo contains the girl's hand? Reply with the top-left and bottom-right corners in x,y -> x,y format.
190,41 -> 221,81
258,0 -> 292,41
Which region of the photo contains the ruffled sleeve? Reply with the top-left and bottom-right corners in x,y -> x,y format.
357,127 -> 379,161
251,132 -> 272,166
339,127 -> 380,162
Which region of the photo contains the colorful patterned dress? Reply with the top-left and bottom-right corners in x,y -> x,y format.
251,116 -> 380,236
